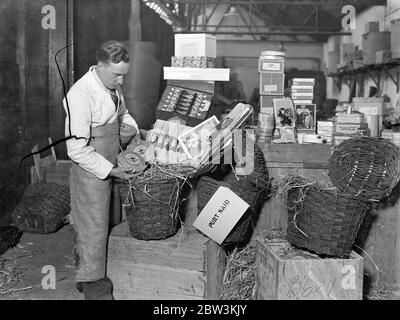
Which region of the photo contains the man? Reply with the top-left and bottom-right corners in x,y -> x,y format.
64,41 -> 138,300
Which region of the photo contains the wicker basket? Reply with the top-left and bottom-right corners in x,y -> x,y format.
329,137 -> 400,201
119,178 -> 182,240
287,187 -> 370,256
197,176 -> 260,246
12,183 -> 70,234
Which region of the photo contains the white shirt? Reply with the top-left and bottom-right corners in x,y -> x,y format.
63,66 -> 139,179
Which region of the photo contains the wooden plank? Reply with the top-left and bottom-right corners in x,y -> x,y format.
255,239 -> 363,300
205,239 -> 226,299
114,288 -> 203,300
108,223 -> 207,270
108,260 -> 206,297
260,143 -> 332,165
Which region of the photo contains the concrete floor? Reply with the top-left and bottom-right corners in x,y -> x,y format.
0,224 -> 83,300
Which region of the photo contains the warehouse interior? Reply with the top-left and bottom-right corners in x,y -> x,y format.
1,0 -> 400,301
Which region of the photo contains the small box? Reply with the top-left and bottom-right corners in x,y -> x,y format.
255,238 -> 363,300
156,82 -> 215,127
290,78 -> 315,86
260,95 -> 282,109
107,222 -> 226,300
365,21 -> 380,33
341,43 -> 356,64
352,97 -> 384,103
335,122 -> 368,135
292,99 -> 313,104
353,104 -> 383,116
391,19 -> 400,59
375,50 -> 391,64
336,113 -> 365,123
171,56 -> 216,68
260,73 -> 285,95
174,33 -> 217,58
258,58 -> 284,73
291,85 -> 314,94
362,31 -> 391,65
163,67 -> 230,81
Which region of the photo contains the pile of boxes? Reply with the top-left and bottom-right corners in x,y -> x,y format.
362,22 -> 391,65
290,78 -> 315,104
157,33 -> 230,127
316,121 -> 334,145
334,112 -> 368,146
352,97 -> 383,137
257,51 -> 286,143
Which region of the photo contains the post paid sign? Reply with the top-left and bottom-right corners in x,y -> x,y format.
193,186 -> 249,245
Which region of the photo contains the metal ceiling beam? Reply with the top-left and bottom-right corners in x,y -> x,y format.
176,30 -> 352,35
162,1 -> 342,5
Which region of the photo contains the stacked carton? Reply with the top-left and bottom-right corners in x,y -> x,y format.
257,51 -> 285,143
352,97 -> 383,137
290,78 -> 315,104
317,121 -> 334,144
333,112 -> 368,146
157,33 -> 230,127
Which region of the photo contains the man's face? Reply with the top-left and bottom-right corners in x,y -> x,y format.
97,61 -> 130,89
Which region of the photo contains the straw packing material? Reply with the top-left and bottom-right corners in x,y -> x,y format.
219,246 -> 256,300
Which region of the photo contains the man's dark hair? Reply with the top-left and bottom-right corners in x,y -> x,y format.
97,41 -> 129,64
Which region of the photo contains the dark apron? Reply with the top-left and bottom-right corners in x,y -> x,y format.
70,121 -> 120,283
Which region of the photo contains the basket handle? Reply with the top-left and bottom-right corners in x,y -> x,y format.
290,197 -> 309,238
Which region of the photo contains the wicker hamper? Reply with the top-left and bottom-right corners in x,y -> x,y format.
287,187 -> 370,256
119,178 -> 182,240
329,137 -> 400,201
197,175 -> 261,246
12,183 -> 70,234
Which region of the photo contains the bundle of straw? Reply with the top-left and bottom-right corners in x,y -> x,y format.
219,246 -> 257,300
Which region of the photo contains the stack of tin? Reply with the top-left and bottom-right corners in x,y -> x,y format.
257,50 -> 286,143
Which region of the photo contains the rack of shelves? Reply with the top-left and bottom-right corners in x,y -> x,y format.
327,58 -> 400,93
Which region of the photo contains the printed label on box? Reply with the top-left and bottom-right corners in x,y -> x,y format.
193,186 -> 249,245
262,62 -> 281,71
264,85 -> 278,92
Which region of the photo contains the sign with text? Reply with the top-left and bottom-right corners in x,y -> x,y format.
193,186 -> 249,245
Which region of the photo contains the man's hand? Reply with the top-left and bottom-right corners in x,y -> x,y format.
108,167 -> 135,180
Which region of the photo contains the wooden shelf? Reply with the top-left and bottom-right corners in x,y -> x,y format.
327,58 -> 400,93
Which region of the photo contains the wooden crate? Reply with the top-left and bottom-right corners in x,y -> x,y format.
106,222 -> 226,300
255,239 -> 364,300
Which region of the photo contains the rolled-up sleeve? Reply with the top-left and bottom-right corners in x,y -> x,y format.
64,89 -> 114,179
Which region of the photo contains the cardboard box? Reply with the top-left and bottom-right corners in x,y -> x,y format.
174,33 -> 217,58
193,186 -> 249,245
259,73 -> 285,95
290,78 -> 315,86
291,85 -> 314,94
335,122 -> 368,135
336,113 -> 365,123
353,104 -> 383,116
258,58 -> 285,73
341,43 -> 355,64
391,19 -> 400,59
327,51 -> 340,73
260,95 -> 283,109
352,97 -> 384,103
107,222 -> 226,300
365,21 -> 379,33
362,31 -> 391,65
376,50 -> 391,64
171,56 -> 216,68
163,67 -> 230,81
156,81 -> 215,127
255,239 -> 363,300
